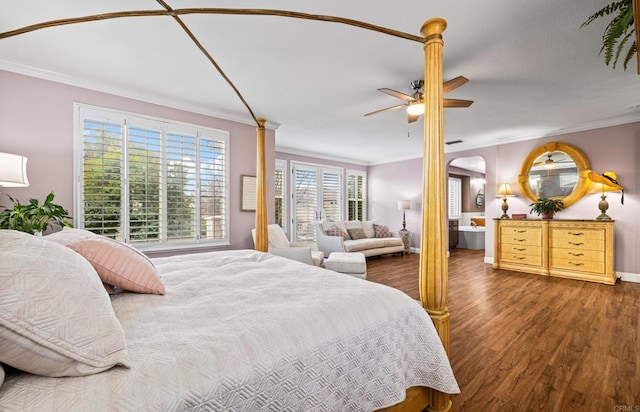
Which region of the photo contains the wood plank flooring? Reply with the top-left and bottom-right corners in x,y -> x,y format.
366,249 -> 640,412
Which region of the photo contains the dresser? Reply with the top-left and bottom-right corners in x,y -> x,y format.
493,219 -> 615,285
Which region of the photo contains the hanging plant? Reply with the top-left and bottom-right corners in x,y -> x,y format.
582,0 -> 637,70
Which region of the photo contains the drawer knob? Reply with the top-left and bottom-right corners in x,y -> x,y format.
568,252 -> 584,257
568,242 -> 584,246
568,232 -> 585,236
515,238 -> 526,242
515,256 -> 526,260
569,261 -> 584,267
515,248 -> 526,251
515,230 -> 526,233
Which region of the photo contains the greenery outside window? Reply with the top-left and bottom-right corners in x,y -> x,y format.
74,104 -> 229,251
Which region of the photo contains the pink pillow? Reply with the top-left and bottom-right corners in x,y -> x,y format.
325,224 -> 349,240
373,224 -> 393,238
69,237 -> 165,295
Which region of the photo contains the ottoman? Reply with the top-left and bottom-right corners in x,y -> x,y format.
325,252 -> 367,279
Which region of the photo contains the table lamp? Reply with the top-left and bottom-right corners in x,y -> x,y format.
397,199 -> 410,230
587,171 -> 623,221
495,183 -> 515,219
0,152 -> 29,188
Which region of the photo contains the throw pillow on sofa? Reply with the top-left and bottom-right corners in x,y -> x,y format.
373,224 -> 393,238
347,228 -> 367,240
325,225 -> 350,240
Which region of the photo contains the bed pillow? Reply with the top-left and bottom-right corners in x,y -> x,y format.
45,228 -> 165,295
373,224 -> 393,238
0,230 -> 131,377
325,224 -> 349,240
361,221 -> 375,238
69,237 -> 165,295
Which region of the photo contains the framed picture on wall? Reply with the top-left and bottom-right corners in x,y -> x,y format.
241,175 -> 256,211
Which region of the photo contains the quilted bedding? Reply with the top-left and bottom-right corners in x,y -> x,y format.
0,249 -> 459,411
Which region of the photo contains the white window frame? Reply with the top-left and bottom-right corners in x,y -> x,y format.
448,176 -> 462,220
346,169 -> 367,221
73,103 -> 230,252
275,159 -> 287,231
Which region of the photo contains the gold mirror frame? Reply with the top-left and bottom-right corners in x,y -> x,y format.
518,142 -> 591,208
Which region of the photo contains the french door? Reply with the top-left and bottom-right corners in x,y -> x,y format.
291,162 -> 342,242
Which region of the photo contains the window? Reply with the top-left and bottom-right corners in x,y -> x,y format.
274,159 -> 287,228
347,170 -> 366,221
75,104 -> 229,250
448,176 -> 462,219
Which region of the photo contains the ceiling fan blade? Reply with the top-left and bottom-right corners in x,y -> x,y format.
378,88 -> 414,101
364,104 -> 407,117
443,98 -> 474,108
442,76 -> 469,94
407,113 -> 420,123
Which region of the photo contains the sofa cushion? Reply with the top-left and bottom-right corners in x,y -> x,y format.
343,239 -> 370,252
374,224 -> 393,238
344,220 -> 363,231
384,237 -> 404,247
361,221 -> 375,238
267,224 -> 290,248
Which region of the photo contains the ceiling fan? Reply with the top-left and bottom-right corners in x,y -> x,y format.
364,76 -> 474,123
532,153 -> 574,169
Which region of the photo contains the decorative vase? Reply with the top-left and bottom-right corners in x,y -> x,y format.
541,211 -> 554,220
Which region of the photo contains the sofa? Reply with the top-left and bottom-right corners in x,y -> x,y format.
315,221 -> 405,258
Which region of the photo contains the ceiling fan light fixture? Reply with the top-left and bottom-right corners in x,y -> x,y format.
543,154 -> 555,169
406,102 -> 425,115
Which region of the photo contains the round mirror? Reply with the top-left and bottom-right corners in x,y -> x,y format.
518,142 -> 591,208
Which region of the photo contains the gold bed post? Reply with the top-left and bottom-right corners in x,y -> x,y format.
419,18 -> 452,412
254,118 -> 268,252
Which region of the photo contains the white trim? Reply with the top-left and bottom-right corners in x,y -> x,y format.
276,146 -> 369,166
484,256 -> 494,265
617,271 -> 640,283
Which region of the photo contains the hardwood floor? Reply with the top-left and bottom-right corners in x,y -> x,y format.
366,249 -> 640,412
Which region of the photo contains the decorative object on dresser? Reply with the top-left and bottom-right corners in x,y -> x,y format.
528,197 -> 565,219
587,171 -> 624,221
518,142 -> 591,208
495,183 -> 515,218
397,199 -> 411,229
493,219 -> 616,285
0,152 -> 29,188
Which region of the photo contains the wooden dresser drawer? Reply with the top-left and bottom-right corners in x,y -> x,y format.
500,227 -> 542,246
550,256 -> 605,274
500,251 -> 542,266
550,229 -> 604,251
501,244 -> 541,257
550,247 -> 603,262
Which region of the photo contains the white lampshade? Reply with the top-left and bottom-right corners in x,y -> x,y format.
397,199 -> 411,211
495,183 -> 515,197
0,152 -> 29,187
406,102 -> 425,115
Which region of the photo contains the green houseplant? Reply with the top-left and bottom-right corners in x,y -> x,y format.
529,198 -> 565,219
582,0 -> 637,70
0,192 -> 72,235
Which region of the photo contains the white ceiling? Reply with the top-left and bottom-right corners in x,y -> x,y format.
2,1 -> 639,165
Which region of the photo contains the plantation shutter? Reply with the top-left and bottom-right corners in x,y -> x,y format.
293,165 -> 318,242
322,170 -> 342,223
448,176 -> 462,219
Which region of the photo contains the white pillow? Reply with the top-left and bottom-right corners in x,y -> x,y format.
0,230 -> 131,377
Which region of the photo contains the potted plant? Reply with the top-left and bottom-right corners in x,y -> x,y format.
529,198 -> 565,219
0,192 -> 72,235
581,0 -> 637,71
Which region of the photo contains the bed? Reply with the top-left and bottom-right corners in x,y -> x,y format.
1,9 -> 456,412
0,230 -> 458,411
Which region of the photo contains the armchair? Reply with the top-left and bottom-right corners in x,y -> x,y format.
251,224 -> 324,267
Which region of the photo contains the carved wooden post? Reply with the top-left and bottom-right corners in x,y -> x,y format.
419,17 -> 452,412
254,118 -> 268,252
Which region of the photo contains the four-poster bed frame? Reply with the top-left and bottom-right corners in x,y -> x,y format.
1,8 -> 454,412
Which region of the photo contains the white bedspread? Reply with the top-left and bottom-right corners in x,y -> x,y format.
0,250 -> 458,411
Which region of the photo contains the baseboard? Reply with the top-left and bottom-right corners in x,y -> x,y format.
617,271 -> 640,283
485,257 -> 493,265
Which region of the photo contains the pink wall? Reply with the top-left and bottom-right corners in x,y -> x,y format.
0,70 -> 275,252
371,122 -> 640,277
